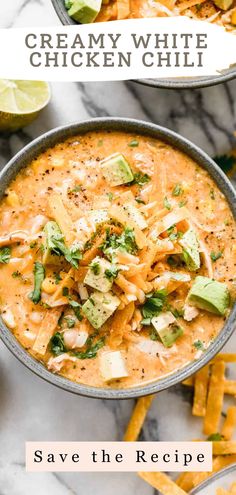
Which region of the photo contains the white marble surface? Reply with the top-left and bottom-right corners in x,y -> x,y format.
0,1 -> 236,495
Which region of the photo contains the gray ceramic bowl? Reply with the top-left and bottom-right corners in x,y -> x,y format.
51,0 -> 236,89
190,463 -> 236,494
0,117 -> 236,399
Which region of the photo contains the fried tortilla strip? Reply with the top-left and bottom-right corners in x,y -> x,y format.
139,241 -> 159,281
109,204 -> 148,249
123,395 -> 154,441
221,407 -> 236,440
203,361 -> 225,435
217,489 -> 230,495
73,266 -> 88,283
117,0 -> 130,18
182,377 -> 194,386
230,482 -> 236,494
213,441 -> 236,456
51,268 -> 75,301
224,380 -> 236,395
33,308 -> 61,356
138,472 -> 188,495
108,301 -> 135,348
48,194 -> 75,246
80,233 -> 106,266
176,472 -> 196,492
192,455 -> 236,488
192,365 -> 209,417
212,354 -> 236,363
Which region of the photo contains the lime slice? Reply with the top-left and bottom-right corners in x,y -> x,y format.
0,80 -> 51,132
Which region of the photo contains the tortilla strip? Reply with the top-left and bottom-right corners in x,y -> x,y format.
213,441 -> 236,456
48,194 -> 75,246
115,274 -> 145,303
192,365 -> 209,417
51,268 -> 75,301
73,266 -> 88,283
224,380 -> 236,395
178,0 -> 205,11
138,472 -> 188,495
221,407 -> 236,440
150,207 -> 189,238
80,233 -> 106,266
139,241 -> 159,281
117,0 -> 130,19
217,489 -> 230,495
203,361 -> 225,435
109,204 -> 148,249
176,472 -> 197,491
33,308 -> 62,356
212,354 -> 236,363
108,301 -> 135,347
123,395 -> 154,441
230,482 -> 236,494
182,378 -> 194,387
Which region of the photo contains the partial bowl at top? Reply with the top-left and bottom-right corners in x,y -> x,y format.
51,0 -> 236,89
0,117 -> 235,399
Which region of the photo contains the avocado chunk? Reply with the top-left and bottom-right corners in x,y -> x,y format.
68,0 -> 102,23
84,256 -> 115,293
82,291 -> 120,329
100,350 -> 128,382
123,203 -> 147,230
101,153 -> 134,186
151,311 -> 183,348
179,229 -> 200,271
187,276 -> 230,316
213,0 -> 233,9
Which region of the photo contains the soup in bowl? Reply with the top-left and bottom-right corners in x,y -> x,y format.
0,118 -> 235,398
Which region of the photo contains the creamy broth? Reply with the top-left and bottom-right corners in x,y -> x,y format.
0,131 -> 235,389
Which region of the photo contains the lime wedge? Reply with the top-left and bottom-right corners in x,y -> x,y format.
0,80 -> 51,132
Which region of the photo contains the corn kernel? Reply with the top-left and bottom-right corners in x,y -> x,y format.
41,277 -> 57,294
231,9 -> 236,25
6,191 -> 20,207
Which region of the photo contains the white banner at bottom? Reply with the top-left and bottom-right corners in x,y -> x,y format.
26,441 -> 212,472
0,18 -> 235,81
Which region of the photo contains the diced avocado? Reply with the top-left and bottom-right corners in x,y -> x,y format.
89,209 -> 109,226
84,256 -> 114,293
187,276 -> 230,316
100,350 -> 128,382
101,153 -> 134,186
213,0 -> 233,9
123,203 -> 147,230
68,0 -> 102,23
151,311 -> 183,347
43,221 -> 64,266
179,229 -> 200,271
82,291 -> 120,329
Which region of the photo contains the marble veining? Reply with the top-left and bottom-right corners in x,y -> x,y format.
0,1 -> 236,494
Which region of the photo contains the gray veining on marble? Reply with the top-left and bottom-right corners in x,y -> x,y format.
0,2 -> 236,495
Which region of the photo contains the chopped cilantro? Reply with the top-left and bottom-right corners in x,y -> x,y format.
210,188 -> 215,200
29,241 -> 37,249
193,340 -> 205,351
50,332 -> 66,355
164,196 -> 171,210
65,317 -> 76,328
149,327 -> 159,341
105,264 -> 119,280
44,222 -> 82,269
128,139 -> 139,148
0,247 -> 11,264
210,251 -> 222,262
135,197 -> 145,204
54,272 -> 62,284
29,262 -> 45,304
62,287 -> 69,296
71,185 -> 82,193
12,270 -> 22,278
128,172 -> 150,187
172,183 -> 183,196
141,289 -> 167,325
74,333 -> 105,359
90,260 -> 101,275
207,433 -> 223,441
106,192 -> 113,201
69,298 -> 83,321
101,227 -> 138,256
179,200 -> 187,207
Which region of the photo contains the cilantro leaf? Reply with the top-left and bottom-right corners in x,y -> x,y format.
172,183 -> 183,196
210,251 -> 222,262
141,289 -> 167,324
0,247 -> 11,264
29,262 -> 45,304
50,332 -> 67,355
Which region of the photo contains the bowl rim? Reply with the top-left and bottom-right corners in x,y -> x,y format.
50,0 -> 236,90
190,463 -> 236,494
0,116 -> 236,400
